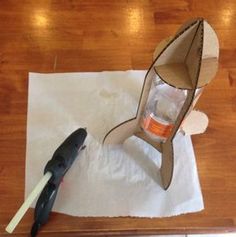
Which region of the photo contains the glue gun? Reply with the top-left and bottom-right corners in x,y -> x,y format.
31,128 -> 87,237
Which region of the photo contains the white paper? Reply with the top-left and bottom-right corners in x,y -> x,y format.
25,70 -> 204,217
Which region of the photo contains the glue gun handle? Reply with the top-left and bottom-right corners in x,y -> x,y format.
34,182 -> 58,226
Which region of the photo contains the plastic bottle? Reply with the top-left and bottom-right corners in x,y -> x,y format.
141,76 -> 202,142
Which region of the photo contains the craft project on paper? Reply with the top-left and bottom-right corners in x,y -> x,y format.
103,18 -> 219,190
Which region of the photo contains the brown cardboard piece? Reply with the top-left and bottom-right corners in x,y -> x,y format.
181,110 -> 209,135
103,18 -> 219,190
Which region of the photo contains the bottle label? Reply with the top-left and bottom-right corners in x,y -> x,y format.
142,113 -> 174,138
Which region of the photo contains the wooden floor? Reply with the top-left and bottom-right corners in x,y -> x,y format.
0,0 -> 236,236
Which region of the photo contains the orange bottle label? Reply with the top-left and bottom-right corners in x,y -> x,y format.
142,114 -> 174,138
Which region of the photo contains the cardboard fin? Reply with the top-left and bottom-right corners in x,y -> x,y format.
103,119 -> 138,144
134,131 -> 162,152
160,141 -> 174,190
181,110 -> 209,135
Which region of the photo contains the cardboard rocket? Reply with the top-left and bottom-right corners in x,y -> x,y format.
103,18 -> 219,190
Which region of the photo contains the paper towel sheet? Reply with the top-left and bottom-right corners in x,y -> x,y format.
25,70 -> 204,217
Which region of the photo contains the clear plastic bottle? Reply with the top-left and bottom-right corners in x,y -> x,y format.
141,76 -> 203,142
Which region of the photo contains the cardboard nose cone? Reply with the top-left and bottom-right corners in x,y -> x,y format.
154,19 -> 219,89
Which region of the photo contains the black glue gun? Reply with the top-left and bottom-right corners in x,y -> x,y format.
31,128 -> 87,237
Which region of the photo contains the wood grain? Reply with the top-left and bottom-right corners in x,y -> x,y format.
0,0 -> 236,236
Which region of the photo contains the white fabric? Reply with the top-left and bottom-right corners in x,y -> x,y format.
25,71 -> 204,217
